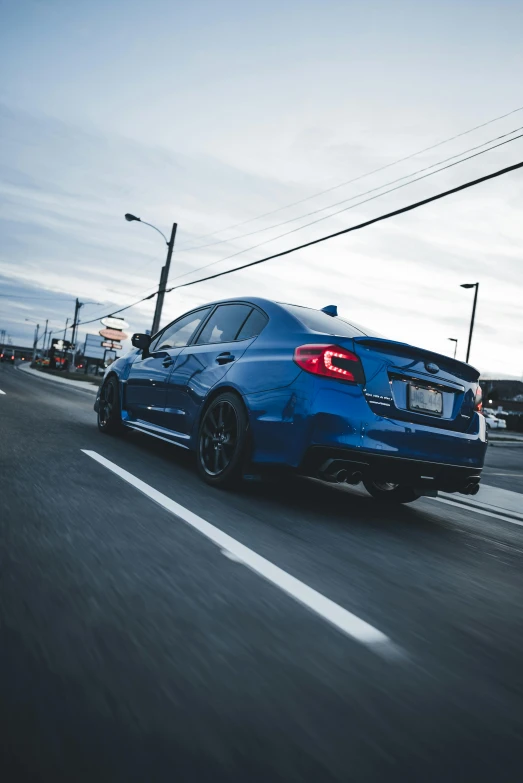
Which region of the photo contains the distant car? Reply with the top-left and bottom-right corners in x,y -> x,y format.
94,297 -> 487,503
0,349 -> 15,363
484,412 -> 507,430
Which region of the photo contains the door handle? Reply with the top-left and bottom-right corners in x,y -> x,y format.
162,357 -> 174,368
216,352 -> 235,365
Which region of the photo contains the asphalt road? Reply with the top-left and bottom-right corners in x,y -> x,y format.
481,440 -> 523,493
1,363 -> 523,782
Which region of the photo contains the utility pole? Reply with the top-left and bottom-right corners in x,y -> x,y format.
124,214 -> 177,336
460,283 -> 479,364
70,298 -> 81,370
41,320 -> 48,359
32,323 -> 40,362
62,318 -> 69,369
151,222 -> 177,335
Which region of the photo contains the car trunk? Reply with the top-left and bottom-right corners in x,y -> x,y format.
351,337 -> 480,433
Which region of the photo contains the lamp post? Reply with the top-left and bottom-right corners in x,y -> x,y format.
460,283 -> 479,363
125,213 -> 177,335
25,317 -> 44,361
447,337 -> 458,359
32,323 -> 39,361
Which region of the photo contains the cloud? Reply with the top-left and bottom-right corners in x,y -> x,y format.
0,99 -> 522,377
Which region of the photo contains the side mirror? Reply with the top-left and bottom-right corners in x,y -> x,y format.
131,333 -> 152,351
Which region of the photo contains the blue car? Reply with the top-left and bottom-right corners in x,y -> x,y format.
94,297 -> 487,503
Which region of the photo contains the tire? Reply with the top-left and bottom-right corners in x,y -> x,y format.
197,391 -> 248,488
97,376 -> 123,434
363,480 -> 420,505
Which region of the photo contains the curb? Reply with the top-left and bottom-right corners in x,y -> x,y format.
439,492 -> 523,523
488,441 -> 523,448
19,364 -> 99,395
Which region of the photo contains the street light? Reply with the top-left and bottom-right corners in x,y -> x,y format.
25,318 -> 42,361
125,213 -> 178,335
448,337 -> 458,359
460,283 -> 479,363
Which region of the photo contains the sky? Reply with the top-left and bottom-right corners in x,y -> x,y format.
0,0 -> 522,376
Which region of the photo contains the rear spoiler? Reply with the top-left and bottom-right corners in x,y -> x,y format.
353,337 -> 480,383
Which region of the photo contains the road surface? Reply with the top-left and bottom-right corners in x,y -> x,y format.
1,363 -> 523,782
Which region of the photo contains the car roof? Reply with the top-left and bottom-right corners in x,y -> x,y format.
181,296 -> 378,337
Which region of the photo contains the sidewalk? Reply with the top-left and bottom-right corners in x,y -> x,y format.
19,364 -> 99,395
441,483 -> 522,522
488,431 -> 523,445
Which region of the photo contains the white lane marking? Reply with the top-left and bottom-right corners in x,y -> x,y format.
0,389 -> 5,395
82,449 -> 399,658
220,548 -> 245,563
433,496 -> 523,527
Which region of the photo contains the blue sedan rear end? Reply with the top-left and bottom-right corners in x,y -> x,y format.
95,297 -> 487,503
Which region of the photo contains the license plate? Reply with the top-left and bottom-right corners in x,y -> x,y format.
408,385 -> 442,416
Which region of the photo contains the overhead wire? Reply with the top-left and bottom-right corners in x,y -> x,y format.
164,160 -> 523,292
79,290 -> 158,327
82,112 -> 523,322
78,158 -> 523,326
165,129 -> 523,286
0,294 -> 76,301
175,104 -> 523,250
177,123 -> 523,256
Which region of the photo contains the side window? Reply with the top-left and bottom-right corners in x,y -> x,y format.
236,308 -> 268,340
150,308 -> 211,352
196,304 -> 252,345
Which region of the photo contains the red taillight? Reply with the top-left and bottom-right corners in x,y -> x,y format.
294,344 -> 365,383
475,384 -> 483,412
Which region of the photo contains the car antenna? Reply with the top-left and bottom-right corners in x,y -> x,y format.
321,305 -> 338,317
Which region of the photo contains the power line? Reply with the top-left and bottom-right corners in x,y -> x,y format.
167,130 -> 523,286
79,291 -> 158,327
0,294 -> 76,301
178,123 -> 523,257
77,158 -> 523,328
102,122 -> 523,311
164,160 -> 523,292
176,104 -> 523,250
90,109 -> 523,320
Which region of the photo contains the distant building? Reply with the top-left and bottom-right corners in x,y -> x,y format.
0,343 -> 33,361
480,379 -> 523,413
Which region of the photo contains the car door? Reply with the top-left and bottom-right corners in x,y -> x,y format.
164,303 -> 258,435
125,307 -> 211,426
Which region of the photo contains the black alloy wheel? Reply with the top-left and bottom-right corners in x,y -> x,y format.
97,376 -> 122,434
197,392 -> 248,487
363,479 -> 420,504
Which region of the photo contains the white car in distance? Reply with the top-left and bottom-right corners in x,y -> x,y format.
483,410 -> 508,430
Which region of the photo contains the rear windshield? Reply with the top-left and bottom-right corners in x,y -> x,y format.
280,303 -> 382,338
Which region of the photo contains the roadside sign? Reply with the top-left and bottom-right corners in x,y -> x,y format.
99,328 -> 129,341
101,341 -> 123,350
84,334 -> 106,360
101,316 -> 129,330
52,339 -> 72,350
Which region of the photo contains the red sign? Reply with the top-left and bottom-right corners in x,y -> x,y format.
99,328 -> 128,341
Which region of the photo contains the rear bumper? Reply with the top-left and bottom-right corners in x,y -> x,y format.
300,446 -> 483,494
